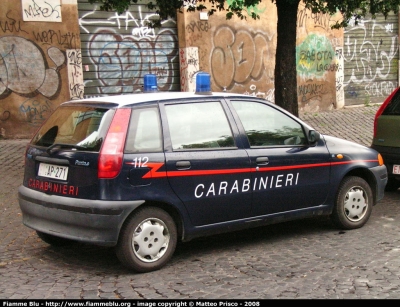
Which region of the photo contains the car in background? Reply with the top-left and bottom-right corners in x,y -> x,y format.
19,73 -> 387,273
371,87 -> 400,191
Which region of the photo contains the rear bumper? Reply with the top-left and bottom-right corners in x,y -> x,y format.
18,185 -> 144,246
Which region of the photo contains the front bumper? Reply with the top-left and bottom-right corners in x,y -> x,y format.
370,164 -> 388,202
371,144 -> 400,178
18,185 -> 144,246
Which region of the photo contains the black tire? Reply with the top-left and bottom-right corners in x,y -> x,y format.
331,176 -> 373,230
385,178 -> 400,192
116,207 -> 177,273
36,231 -> 74,246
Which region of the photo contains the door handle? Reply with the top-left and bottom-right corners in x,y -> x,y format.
256,157 -> 269,165
176,161 -> 191,170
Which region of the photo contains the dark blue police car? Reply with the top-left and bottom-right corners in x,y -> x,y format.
18,73 -> 388,272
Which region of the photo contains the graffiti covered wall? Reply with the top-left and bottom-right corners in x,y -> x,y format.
177,2 -> 343,111
177,1 -> 277,100
343,14 -> 399,105
0,0 -> 82,139
296,3 -> 343,112
78,0 -> 180,97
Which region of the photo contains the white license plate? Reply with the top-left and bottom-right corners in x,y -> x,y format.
393,165 -> 400,175
38,163 -> 69,180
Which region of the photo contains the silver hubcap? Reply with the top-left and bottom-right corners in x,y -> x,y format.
344,186 -> 367,222
132,218 -> 170,263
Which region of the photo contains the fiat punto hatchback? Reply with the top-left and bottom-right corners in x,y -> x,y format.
19,73 -> 387,273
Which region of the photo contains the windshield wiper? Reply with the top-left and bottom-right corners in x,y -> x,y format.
46,143 -> 87,154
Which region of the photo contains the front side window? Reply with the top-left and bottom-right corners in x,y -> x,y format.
31,106 -> 114,151
231,100 -> 306,147
165,101 -> 235,150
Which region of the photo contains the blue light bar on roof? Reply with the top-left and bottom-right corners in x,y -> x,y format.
143,74 -> 158,92
195,72 -> 211,94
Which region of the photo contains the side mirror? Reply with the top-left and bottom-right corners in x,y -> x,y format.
308,130 -> 320,146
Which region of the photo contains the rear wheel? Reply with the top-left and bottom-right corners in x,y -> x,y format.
116,207 -> 177,273
36,231 -> 74,246
331,176 -> 373,230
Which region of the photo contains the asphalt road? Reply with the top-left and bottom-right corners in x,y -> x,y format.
2,104 -> 400,299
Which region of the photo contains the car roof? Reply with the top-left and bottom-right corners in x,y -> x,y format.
62,91 -> 255,108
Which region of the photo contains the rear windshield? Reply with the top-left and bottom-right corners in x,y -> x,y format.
31,105 -> 115,152
382,89 -> 400,115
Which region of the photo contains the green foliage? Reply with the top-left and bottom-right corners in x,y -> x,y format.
88,0 -> 400,29
88,0 -> 186,27
88,0 -> 264,27
364,94 -> 371,106
304,0 -> 400,29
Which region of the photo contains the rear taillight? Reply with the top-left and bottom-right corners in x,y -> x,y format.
373,87 -> 400,138
98,108 -> 131,179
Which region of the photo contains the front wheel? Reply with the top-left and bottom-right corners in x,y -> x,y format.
116,207 -> 177,273
331,176 -> 373,230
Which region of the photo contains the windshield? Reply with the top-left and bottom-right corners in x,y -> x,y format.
31,105 -> 115,152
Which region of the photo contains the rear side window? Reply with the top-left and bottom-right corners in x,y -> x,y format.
382,90 -> 400,115
165,101 -> 235,150
31,106 -> 114,151
125,107 -> 162,153
231,100 -> 306,147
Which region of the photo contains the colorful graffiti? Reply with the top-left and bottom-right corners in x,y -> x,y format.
179,47 -> 200,92
297,6 -> 338,32
19,97 -> 54,125
296,34 -> 336,78
79,6 -> 178,95
22,0 -> 62,22
210,25 -> 275,94
0,36 -> 65,99
67,49 -> 84,100
87,30 -> 177,94
344,17 -> 399,100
